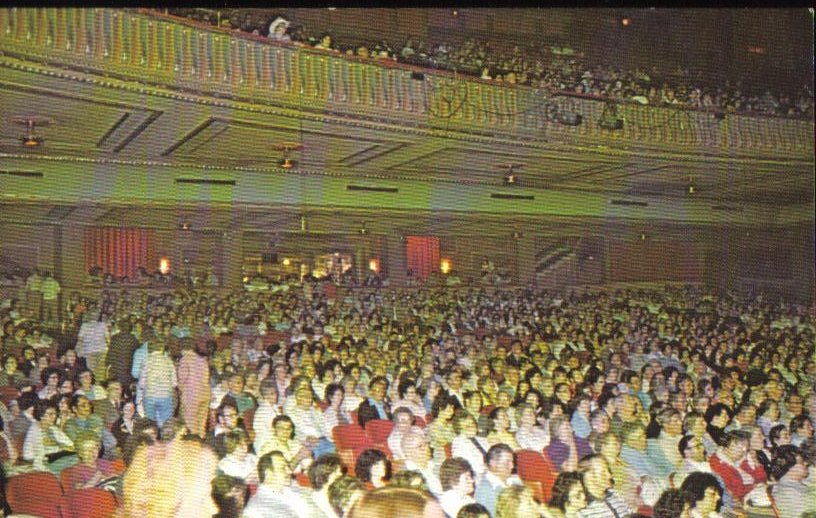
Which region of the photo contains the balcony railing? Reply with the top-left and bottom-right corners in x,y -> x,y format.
0,7 -> 812,155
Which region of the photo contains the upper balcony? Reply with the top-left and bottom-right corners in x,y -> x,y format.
0,7 -> 812,158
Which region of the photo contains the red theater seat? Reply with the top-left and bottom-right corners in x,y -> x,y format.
6,471 -> 64,518
61,488 -> 118,518
516,449 -> 557,503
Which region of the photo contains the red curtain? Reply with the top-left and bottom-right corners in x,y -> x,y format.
406,236 -> 440,280
84,228 -> 156,279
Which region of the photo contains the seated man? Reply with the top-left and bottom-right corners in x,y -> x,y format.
357,376 -> 391,428
243,450 -> 321,518
474,443 -> 522,518
577,454 -> 633,518
439,457 -> 477,518
401,429 -> 443,497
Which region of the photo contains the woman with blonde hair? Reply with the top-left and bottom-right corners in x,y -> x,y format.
119,439 -> 219,517
347,486 -> 445,518
496,485 -> 544,518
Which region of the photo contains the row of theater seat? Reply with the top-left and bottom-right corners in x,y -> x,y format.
5,471 -> 118,518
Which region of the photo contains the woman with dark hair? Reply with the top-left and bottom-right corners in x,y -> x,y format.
680,471 -> 723,518
653,488 -> 689,518
355,448 -> 391,490
548,471 -> 587,518
704,403 -> 731,447
770,445 -> 813,518
38,367 -> 63,400
429,392 -> 456,467
769,424 -> 792,452
323,382 -> 352,431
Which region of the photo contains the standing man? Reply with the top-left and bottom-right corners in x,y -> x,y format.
24,269 -> 43,320
40,271 -> 61,323
76,311 -> 110,383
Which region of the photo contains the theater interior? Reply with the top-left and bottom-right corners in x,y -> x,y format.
0,8 -> 813,518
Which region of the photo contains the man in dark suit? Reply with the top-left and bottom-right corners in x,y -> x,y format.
106,321 -> 140,388
357,376 -> 391,428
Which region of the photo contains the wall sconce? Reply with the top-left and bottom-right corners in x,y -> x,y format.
440,258 -> 452,274
159,257 -> 171,275
369,258 -> 380,273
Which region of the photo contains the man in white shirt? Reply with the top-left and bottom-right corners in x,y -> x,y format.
243,451 -> 321,518
253,379 -> 280,454
402,429 -> 443,497
474,443 -> 522,518
438,457 -> 476,518
76,311 -> 110,382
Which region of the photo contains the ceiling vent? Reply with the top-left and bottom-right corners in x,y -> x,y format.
346,185 -> 399,193
490,193 -> 535,201
175,178 -> 236,186
0,170 -> 43,178
610,199 -> 649,207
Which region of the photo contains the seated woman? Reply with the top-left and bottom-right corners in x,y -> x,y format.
63,394 -> 104,445
288,384 -> 335,458
515,403 -> 550,452
323,382 -> 352,433
111,400 -> 138,449
680,472 -> 724,518
451,413 -> 490,478
0,355 -> 27,389
355,448 -> 391,490
393,378 -> 428,420
495,485 -> 545,518
60,436 -> 122,491
217,430 -> 259,484
22,400 -> 76,474
487,407 -> 520,451
428,393 -> 456,468
37,367 -> 63,401
548,471 -> 588,518
546,417 -> 582,473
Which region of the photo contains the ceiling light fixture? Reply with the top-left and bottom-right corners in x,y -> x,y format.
499,163 -> 524,186
272,142 -> 303,170
13,116 -> 51,148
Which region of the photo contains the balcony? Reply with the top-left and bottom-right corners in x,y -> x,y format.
0,7 -> 812,156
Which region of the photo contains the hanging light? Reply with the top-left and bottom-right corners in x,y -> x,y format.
13,116 -> 51,148
273,142 -> 303,170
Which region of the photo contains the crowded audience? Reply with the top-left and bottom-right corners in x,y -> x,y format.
0,277 -> 814,517
161,9 -> 814,119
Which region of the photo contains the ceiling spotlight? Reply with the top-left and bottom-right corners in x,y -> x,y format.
13,116 -> 51,148
687,176 -> 696,194
499,163 -> 524,186
272,141 -> 303,170
621,16 -> 631,26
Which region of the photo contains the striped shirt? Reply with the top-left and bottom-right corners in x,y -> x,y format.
578,491 -> 633,518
